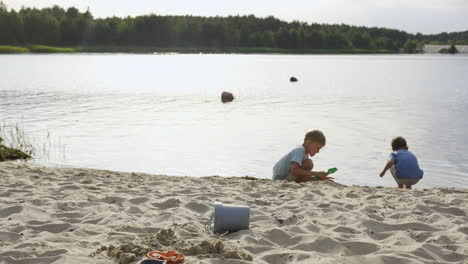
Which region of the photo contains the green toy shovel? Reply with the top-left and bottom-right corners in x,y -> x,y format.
312,168 -> 337,180
327,167 -> 338,175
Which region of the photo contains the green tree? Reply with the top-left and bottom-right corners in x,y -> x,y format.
0,2 -> 16,44
375,36 -> 398,50
304,30 -> 324,49
2,4 -> 468,51
351,32 -> 372,48
325,31 -> 350,49
274,27 -> 289,48
403,39 -> 424,53
22,9 -> 60,44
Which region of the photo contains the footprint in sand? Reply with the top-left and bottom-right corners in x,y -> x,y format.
100,196 -> 125,204
128,197 -> 150,205
151,198 -> 181,210
261,252 -> 310,264
342,241 -> 380,255
0,231 -> 22,243
428,205 -> 466,216
263,228 -> 302,247
0,205 -> 23,218
292,236 -> 342,253
361,219 -> 440,232
28,223 -> 72,234
183,201 -> 210,214
333,226 -> 359,234
37,249 -> 68,257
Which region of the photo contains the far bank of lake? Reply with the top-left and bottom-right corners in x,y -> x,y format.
3,44 -> 468,55
0,45 -> 400,54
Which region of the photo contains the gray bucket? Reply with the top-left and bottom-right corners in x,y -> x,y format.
213,202 -> 250,233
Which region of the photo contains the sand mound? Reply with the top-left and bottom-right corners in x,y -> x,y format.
89,228 -> 252,263
182,239 -> 252,261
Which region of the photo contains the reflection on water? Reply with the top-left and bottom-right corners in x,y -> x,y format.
1,54 -> 468,188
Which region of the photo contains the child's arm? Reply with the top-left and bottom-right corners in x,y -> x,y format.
290,163 -> 331,183
380,159 -> 395,177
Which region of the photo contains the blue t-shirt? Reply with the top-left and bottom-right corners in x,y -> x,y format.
390,150 -> 423,179
272,146 -> 306,181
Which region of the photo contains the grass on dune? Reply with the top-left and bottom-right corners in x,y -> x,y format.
0,123 -> 33,161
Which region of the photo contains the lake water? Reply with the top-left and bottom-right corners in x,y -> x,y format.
1,54 -> 468,188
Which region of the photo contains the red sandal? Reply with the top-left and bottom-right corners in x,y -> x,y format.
147,250 -> 184,264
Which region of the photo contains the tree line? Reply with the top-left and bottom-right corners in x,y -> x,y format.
0,3 -> 466,51
418,31 -> 468,45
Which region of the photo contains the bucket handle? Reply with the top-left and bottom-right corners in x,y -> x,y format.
205,212 -> 214,233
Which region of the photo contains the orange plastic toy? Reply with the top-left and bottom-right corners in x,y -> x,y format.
147,250 -> 184,263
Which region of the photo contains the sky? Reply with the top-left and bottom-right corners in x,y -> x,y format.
2,0 -> 468,34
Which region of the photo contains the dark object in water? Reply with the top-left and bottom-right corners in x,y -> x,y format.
290,76 -> 298,82
221,91 -> 234,103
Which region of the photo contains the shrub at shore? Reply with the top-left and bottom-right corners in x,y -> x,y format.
439,44 -> 459,54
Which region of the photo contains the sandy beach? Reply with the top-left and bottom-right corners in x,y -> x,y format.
0,161 -> 467,264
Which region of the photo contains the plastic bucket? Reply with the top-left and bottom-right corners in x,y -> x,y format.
213,202 -> 250,233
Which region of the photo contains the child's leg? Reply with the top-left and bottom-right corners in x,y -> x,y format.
389,165 -> 403,188
287,159 -> 314,183
401,179 -> 418,189
285,172 -> 298,182
302,159 -> 313,171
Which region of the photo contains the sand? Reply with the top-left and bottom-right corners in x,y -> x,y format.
0,161 -> 467,264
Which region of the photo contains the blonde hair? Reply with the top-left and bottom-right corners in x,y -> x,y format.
304,130 -> 326,146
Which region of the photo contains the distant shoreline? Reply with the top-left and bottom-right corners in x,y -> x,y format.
424,44 -> 468,54
0,45 -> 399,54
3,44 -> 468,55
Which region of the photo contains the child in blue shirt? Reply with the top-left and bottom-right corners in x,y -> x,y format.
272,130 -> 333,183
380,136 -> 423,189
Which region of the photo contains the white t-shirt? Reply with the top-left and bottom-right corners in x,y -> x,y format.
272,145 -> 307,180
